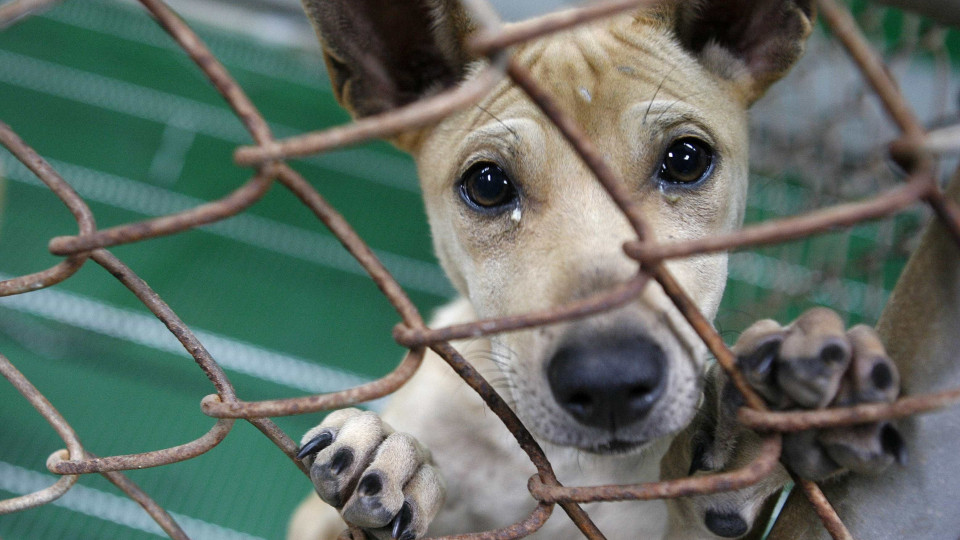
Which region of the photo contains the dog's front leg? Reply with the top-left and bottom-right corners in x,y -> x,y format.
295,409 -> 445,540
665,309 -> 905,539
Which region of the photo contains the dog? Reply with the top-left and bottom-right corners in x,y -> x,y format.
286,1 -> 910,538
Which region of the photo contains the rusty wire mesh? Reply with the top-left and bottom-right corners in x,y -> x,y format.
1,0 -> 959,539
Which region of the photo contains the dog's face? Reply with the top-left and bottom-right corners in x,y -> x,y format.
415,18 -> 749,451
306,0 -> 812,453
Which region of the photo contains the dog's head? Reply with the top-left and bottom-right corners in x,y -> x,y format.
304,0 -> 812,453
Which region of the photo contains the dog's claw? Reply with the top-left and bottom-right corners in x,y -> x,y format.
390,501 -> 414,539
882,424 -> 908,466
688,434 -> 712,475
297,431 -> 333,460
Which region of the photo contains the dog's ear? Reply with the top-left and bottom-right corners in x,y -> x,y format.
671,0 -> 814,104
301,0 -> 475,118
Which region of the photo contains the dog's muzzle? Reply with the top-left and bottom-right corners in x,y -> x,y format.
547,333 -> 667,432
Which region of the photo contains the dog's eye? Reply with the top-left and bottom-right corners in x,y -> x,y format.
658,138 -> 714,185
459,162 -> 518,211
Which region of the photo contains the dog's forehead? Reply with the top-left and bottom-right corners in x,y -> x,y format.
499,16 -> 735,118
450,15 -> 745,156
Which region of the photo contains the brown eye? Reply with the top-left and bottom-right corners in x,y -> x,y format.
459,162 -> 518,211
658,138 -> 714,184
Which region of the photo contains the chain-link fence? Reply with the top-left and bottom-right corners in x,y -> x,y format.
1,0 -> 959,538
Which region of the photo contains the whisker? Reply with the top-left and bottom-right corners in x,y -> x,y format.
655,89 -> 703,125
476,104 -> 520,142
643,65 -> 678,125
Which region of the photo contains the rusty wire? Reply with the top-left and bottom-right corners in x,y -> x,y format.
1,0 -> 959,539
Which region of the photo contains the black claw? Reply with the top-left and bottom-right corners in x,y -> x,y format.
329,448 -> 354,475
297,432 -> 333,460
358,472 -> 383,497
738,338 -> 780,378
881,424 -> 908,466
688,431 -> 714,475
720,378 -> 746,414
391,501 -> 414,540
735,337 -> 781,405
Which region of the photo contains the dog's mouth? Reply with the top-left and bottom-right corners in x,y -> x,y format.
583,437 -> 649,455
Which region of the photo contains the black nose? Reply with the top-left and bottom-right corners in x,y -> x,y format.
547,334 -> 666,431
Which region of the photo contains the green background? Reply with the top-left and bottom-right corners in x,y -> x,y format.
0,1 -> 951,539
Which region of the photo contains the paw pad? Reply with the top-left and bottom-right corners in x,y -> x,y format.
704,510 -> 748,538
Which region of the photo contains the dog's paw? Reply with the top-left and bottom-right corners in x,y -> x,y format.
297,409 -> 445,540
670,309 -> 906,538
729,308 -> 906,480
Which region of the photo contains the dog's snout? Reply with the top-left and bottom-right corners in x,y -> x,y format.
547,335 -> 666,431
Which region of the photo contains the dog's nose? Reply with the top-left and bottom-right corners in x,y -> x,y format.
547,335 -> 666,431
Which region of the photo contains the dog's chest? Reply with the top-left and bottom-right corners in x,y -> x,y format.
429,431 -> 671,539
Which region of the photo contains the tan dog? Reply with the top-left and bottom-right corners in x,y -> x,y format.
288,1 -> 907,539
